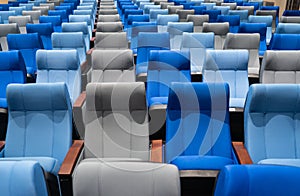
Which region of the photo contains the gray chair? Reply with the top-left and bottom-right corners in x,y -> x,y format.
176,9 -> 195,22
260,50 -> 300,84
187,14 -> 209,32
8,15 -> 33,33
280,16 -> 300,23
202,22 -> 229,49
237,5 -> 254,16
96,22 -> 123,32
98,14 -> 120,22
32,6 -> 49,16
256,10 -> 277,32
22,10 -> 42,24
223,33 -> 260,78
73,161 -> 180,196
94,32 -> 128,49
168,5 -> 183,14
160,2 -> 174,9
0,23 -> 20,51
221,2 -> 237,10
98,9 -> 118,15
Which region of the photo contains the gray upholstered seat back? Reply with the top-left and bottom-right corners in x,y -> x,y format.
91,49 -> 135,82
260,50 -> 300,84
203,22 -> 229,49
84,82 -> 149,160
94,32 -> 128,49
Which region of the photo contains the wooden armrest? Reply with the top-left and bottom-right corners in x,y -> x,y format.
73,91 -> 86,108
59,140 -> 84,176
0,141 -> 5,151
232,142 -> 253,164
87,48 -> 94,56
80,60 -> 89,72
151,139 -> 163,163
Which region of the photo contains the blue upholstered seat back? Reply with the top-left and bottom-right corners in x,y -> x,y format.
4,83 -> 72,166
166,82 -> 232,162
62,22 -> 90,51
244,84 -> 300,163
268,34 -> 300,50
26,23 -> 54,50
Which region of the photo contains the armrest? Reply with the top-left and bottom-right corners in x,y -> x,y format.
59,140 -> 84,176
90,37 -> 96,49
151,139 -> 163,163
87,48 -> 94,56
232,142 -> 253,164
81,60 -> 89,73
0,141 -> 5,151
73,91 -> 86,109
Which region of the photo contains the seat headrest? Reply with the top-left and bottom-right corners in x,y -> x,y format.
157,14 -> 179,25
167,22 -> 193,35
52,32 -> 85,48
36,49 -> 79,70
86,82 -> 146,111
224,33 -> 260,49
7,83 -> 71,111
62,22 -> 89,34
262,50 -> 300,71
26,23 -> 53,35
0,23 -> 20,37
181,32 -> 214,49
202,22 -> 229,35
7,33 -> 42,49
69,15 -> 91,25
149,50 -> 190,70
138,32 -> 170,48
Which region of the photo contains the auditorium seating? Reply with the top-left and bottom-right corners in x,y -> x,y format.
26,23 -> 53,49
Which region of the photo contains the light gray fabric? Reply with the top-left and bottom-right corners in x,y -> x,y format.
98,9 -> 118,15
202,22 -> 229,49
280,16 -> 300,24
0,23 -> 20,51
237,6 -> 254,16
40,3 -> 55,10
73,161 -> 180,196
22,10 -> 41,24
32,6 -> 49,16
96,22 -> 123,32
187,14 -> 209,32
168,5 -> 183,14
98,14 -> 120,22
256,10 -> 277,31
91,49 -> 135,82
223,33 -> 260,77
176,9 -> 195,22
94,32 -> 128,49
84,82 -> 149,160
260,51 -> 300,84
221,2 -> 237,10
160,2 -> 174,9
9,15 -> 33,33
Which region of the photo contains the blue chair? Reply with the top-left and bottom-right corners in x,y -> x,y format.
243,84 -> 300,167
243,2 -> 260,12
167,22 -> 193,50
181,32 -> 214,74
36,50 -> 81,105
39,15 -> 62,32
239,23 -> 267,56
7,33 -> 43,77
190,5 -> 206,14
62,22 -> 90,51
0,11 -> 16,23
149,9 -> 168,22
228,9 -> 248,22
213,5 -> 230,15
0,51 -> 26,110
203,9 -> 221,23
9,6 -> 25,15
201,2 -> 216,10
166,82 -> 235,170
0,83 -> 75,195
248,15 -> 273,44
123,9 -> 143,29
217,15 -> 240,33
283,10 -> 300,16
48,10 -> 68,23
214,165 -> 300,196
69,14 -> 92,39
52,32 -> 86,64
157,14 -> 179,33
0,160 -> 48,196
275,23 -> 300,34
203,50 -> 249,109
261,5 -> 279,25
136,32 -> 170,82
143,4 -> 161,15
147,50 -> 190,107
268,34 -> 300,50
73,9 -> 93,26
131,22 -> 157,54
26,23 -> 53,50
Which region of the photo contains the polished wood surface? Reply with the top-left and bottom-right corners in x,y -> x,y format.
232,142 -> 253,164
151,139 -> 163,163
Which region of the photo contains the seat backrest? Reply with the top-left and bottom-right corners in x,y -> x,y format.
167,22 -> 193,50
36,49 -> 81,104
62,22 -> 90,51
275,23 -> 300,34
32,6 -> 49,16
213,5 -> 230,15
236,5 -> 254,15
228,10 -> 248,22
157,14 -> 179,32
26,23 -> 53,49
216,15 -> 240,33
221,2 -> 237,9
260,50 -> 300,84
168,5 -> 183,14
98,14 -> 120,22
203,22 -> 229,49
73,161 -> 180,196
8,15 -> 33,33
248,15 -> 272,44
203,50 -> 249,108
202,9 -> 221,23
0,51 -> 26,109
51,32 -> 86,64
149,9 -> 168,22
9,7 -> 25,15
223,33 -> 260,76
160,2 -> 174,9
94,32 -> 128,49
214,165 -> 300,196
5,83 -> 72,166
283,10 -> 300,16
131,22 -> 157,52
166,82 -> 232,163
176,9 -> 195,22
96,22 -> 123,32
0,11 -> 16,24
255,10 -> 277,30
48,9 -> 68,22
0,161 -> 48,196
84,82 -> 149,160
0,23 -> 20,51
22,10 -> 41,24
268,34 -> 300,50
7,33 -> 42,76
244,84 -> 300,163
201,2 -> 216,10
91,49 -> 135,82
147,50 -> 191,106
39,15 -> 62,32
181,32 -> 214,73
280,16 -> 300,24
187,14 -> 209,32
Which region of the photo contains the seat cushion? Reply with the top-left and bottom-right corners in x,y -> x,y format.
259,159 -> 300,167
171,155 -> 234,170
149,97 -> 168,106
1,157 -> 60,175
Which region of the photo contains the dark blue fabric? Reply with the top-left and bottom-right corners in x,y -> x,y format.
268,34 -> 300,50
190,6 -> 206,14
203,10 -> 221,23
26,23 -> 53,50
217,15 -> 240,33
